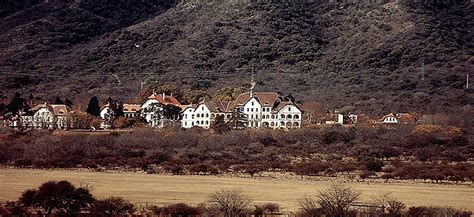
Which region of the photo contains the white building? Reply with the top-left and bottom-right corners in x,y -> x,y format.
21,103 -> 73,129
180,92 -> 302,129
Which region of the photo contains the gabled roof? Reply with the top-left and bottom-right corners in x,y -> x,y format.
31,103 -> 72,115
274,101 -> 300,112
234,92 -> 279,106
147,93 -> 181,107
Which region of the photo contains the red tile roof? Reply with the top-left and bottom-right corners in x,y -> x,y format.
234,92 -> 279,106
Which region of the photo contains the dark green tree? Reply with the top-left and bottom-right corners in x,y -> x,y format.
53,96 -> 64,104
19,180 -> 95,215
65,98 -> 74,108
86,96 -> 100,117
162,104 -> 181,120
8,92 -> 29,115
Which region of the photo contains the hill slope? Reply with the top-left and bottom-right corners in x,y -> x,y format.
0,1 -> 472,114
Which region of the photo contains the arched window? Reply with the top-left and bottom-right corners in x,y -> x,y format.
192,114 -> 195,119
280,114 -> 285,119
287,114 -> 292,119
211,114 -> 215,118
206,114 -> 209,118
227,114 -> 231,119
197,114 -> 200,118
272,115 -> 275,119
206,121 -> 209,125
195,121 -> 199,125
294,115 -> 300,119
280,121 -> 285,126
270,122 -> 275,127
294,122 -> 300,127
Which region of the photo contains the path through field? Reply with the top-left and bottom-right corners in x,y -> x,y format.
0,169 -> 473,212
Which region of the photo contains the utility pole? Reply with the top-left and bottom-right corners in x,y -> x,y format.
467,74 -> 470,89
421,62 -> 425,81
250,66 -> 256,97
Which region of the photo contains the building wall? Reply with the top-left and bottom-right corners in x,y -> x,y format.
243,97 -> 262,128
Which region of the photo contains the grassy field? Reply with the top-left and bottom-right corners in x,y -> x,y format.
0,169 -> 473,212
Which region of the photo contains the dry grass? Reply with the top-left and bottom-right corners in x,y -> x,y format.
0,169 -> 472,212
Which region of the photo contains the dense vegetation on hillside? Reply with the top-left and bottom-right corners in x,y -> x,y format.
0,1 -> 472,115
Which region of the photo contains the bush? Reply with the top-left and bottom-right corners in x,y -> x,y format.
89,196 -> 135,216
152,203 -> 203,216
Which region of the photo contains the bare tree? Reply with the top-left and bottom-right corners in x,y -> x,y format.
208,189 -> 252,217
298,197 -> 323,216
317,183 -> 360,217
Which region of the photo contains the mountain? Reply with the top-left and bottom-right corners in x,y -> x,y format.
0,0 -> 472,115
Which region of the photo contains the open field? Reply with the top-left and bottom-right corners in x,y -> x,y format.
0,169 -> 473,212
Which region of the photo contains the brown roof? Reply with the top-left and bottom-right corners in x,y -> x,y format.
398,113 -> 417,123
123,104 -> 140,112
31,103 -> 71,115
148,93 -> 181,107
234,92 -> 279,106
380,113 -> 397,121
50,104 -> 71,115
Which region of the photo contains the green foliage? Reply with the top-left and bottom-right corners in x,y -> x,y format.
19,180 -> 95,215
86,96 -> 100,117
89,196 -> 135,216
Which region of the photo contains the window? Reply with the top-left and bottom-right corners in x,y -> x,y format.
184,122 -> 187,126
185,114 -> 187,119
206,121 -> 209,125
256,108 -> 258,112
252,102 -> 254,106
288,107 -> 291,111
247,108 -> 249,112
294,115 -> 300,119
227,114 -> 231,119
295,122 -> 300,127
287,114 -> 292,119
196,121 -> 199,125
272,115 -> 275,119
206,114 -> 209,118
262,116 -> 265,119
192,114 -> 195,119
280,122 -> 285,126
271,122 -> 274,126
197,114 -> 200,118
251,108 -> 253,112
251,115 -> 254,119
280,114 -> 285,119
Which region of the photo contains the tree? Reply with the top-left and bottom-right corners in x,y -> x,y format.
19,180 -> 95,215
298,197 -> 324,216
212,114 -> 231,133
65,98 -> 74,108
302,100 -> 328,124
53,96 -> 64,104
162,104 -> 181,120
86,96 -> 100,117
317,183 -> 360,217
89,197 -> 135,216
213,87 -> 245,102
208,189 -> 252,217
8,92 -> 29,115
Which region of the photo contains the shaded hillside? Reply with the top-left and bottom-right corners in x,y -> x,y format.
0,1 -> 472,115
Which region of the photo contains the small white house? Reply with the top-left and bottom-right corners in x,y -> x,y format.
381,113 -> 398,124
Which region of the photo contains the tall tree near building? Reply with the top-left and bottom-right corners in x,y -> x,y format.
8,92 -> 29,115
53,96 -> 64,104
86,96 -> 100,117
65,98 -> 73,107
